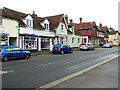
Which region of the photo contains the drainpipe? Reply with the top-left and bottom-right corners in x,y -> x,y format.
17,20 -> 20,47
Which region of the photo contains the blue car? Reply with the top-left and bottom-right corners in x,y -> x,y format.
52,44 -> 73,54
0,46 -> 31,62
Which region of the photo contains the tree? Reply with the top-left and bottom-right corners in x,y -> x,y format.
109,27 -> 115,31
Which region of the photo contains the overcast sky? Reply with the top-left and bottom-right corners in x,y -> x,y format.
0,0 -> 119,30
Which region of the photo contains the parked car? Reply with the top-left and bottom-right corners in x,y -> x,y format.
52,44 -> 73,54
103,43 -> 112,48
80,43 -> 95,51
0,46 -> 31,62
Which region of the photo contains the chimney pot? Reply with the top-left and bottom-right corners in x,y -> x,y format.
70,19 -> 73,23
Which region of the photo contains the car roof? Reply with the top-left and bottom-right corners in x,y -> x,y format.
1,46 -> 17,48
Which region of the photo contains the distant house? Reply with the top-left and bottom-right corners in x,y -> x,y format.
67,17 -> 82,48
1,7 -> 55,51
71,18 -> 98,46
0,7 -> 19,46
45,14 -> 68,45
109,30 -> 120,45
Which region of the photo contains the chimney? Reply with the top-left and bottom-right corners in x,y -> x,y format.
70,19 -> 73,23
100,23 -> 102,27
32,10 -> 37,16
33,10 -> 35,14
65,15 -> 68,23
80,18 -> 82,24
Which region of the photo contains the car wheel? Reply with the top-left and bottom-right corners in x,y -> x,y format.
25,54 -> 30,59
2,56 -> 8,62
61,51 -> 64,55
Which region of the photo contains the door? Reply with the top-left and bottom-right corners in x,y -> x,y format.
4,47 -> 15,58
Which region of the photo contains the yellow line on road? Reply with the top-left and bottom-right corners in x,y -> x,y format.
35,55 -> 119,90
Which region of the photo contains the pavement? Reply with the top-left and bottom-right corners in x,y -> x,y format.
51,56 -> 119,88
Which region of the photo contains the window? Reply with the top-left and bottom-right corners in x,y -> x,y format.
72,28 -> 74,33
0,18 -> 2,25
87,30 -> 89,34
60,37 -> 64,44
78,38 -> 80,43
26,19 -> 33,27
22,37 -> 37,50
44,23 -> 49,29
13,47 -> 22,51
5,47 -> 13,52
61,25 -> 63,30
72,38 -> 74,43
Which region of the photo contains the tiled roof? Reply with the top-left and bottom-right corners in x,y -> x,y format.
2,7 -> 27,19
31,15 -> 45,30
1,7 -> 45,30
45,14 -> 64,30
73,21 -> 96,30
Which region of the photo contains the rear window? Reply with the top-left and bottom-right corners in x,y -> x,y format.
54,44 -> 61,48
5,47 -> 13,52
81,44 -> 86,45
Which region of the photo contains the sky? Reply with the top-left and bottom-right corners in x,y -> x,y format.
0,0 -> 119,30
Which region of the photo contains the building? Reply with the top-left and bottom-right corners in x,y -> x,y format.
71,18 -> 98,46
109,30 -> 120,45
45,14 -> 68,45
1,7 -> 55,51
0,8 -> 19,46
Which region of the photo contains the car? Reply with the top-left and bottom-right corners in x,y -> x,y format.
0,46 -> 31,62
80,43 -> 95,51
103,43 -> 112,48
52,44 -> 73,54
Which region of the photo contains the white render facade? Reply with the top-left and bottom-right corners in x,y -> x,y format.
19,15 -> 55,51
0,17 -> 19,46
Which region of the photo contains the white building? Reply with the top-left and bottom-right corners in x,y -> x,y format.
0,7 -> 19,46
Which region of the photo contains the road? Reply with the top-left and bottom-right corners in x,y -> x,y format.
1,47 -> 120,88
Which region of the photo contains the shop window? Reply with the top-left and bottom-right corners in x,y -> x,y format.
22,37 -> 37,50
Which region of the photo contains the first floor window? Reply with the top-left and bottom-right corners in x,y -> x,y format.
72,38 -> 74,43
78,38 -> 80,43
0,18 -> 2,25
61,25 -> 63,30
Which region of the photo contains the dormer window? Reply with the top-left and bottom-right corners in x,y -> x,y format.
26,19 -> 33,27
44,23 -> 49,29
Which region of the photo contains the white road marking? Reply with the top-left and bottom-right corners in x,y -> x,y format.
38,59 -> 70,67
0,71 -> 13,75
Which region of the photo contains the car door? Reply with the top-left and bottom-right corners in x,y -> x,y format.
66,45 -> 71,52
62,45 -> 67,53
13,47 -> 24,58
4,47 -> 15,58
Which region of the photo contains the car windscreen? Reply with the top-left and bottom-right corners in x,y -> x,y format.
54,44 -> 61,48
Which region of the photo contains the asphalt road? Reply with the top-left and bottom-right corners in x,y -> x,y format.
1,47 -> 120,89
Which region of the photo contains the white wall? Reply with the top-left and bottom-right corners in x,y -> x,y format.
56,22 -> 67,36
67,34 -> 81,47
20,27 -> 55,37
1,18 -> 18,37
